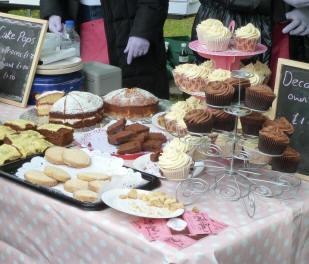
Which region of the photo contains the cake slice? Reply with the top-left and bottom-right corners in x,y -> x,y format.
4,119 -> 36,131
0,144 -> 21,165
124,123 -> 150,134
37,124 -> 74,146
108,130 -> 135,145
142,139 -> 163,152
107,118 -> 126,135
147,132 -> 167,143
117,141 -> 142,155
35,90 -> 65,116
0,126 -> 16,142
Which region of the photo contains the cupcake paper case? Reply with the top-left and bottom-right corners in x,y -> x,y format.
245,85 -> 276,111
234,23 -> 260,52
271,146 -> 300,173
204,81 -> 234,106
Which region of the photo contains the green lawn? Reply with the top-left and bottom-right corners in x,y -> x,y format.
11,10 -> 194,38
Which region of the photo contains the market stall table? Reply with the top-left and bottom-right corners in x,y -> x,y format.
0,102 -> 309,264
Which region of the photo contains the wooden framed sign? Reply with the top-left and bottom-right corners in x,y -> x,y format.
0,12 -> 47,107
271,58 -> 309,176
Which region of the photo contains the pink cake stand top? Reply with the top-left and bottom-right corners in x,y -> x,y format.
189,40 -> 267,57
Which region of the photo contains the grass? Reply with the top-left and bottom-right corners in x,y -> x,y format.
11,10 -> 194,38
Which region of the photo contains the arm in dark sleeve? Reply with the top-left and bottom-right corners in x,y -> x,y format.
206,0 -> 271,15
40,0 -> 65,19
129,0 -> 168,42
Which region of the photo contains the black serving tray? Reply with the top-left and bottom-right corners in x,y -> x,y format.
0,156 -> 161,211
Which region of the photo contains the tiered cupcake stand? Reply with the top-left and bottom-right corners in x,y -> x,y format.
174,43 -> 301,217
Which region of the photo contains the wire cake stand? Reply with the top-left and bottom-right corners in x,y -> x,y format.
176,70 -> 301,217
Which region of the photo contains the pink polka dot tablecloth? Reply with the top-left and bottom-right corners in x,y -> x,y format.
0,173 -> 309,264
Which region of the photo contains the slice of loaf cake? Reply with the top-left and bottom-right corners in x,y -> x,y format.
37,124 -> 74,146
36,90 -> 64,116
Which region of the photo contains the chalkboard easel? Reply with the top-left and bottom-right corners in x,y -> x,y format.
0,12 -> 47,107
271,58 -> 309,177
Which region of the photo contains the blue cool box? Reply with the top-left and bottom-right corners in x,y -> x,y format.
28,71 -> 83,105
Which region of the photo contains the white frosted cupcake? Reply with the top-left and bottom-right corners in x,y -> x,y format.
196,19 -> 232,51
163,137 -> 195,156
254,61 -> 271,84
208,69 -> 231,82
234,23 -> 260,52
158,148 -> 192,180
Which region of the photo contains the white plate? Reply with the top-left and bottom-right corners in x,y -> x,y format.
133,153 -> 204,181
101,188 -> 184,218
37,57 -> 82,70
152,111 -> 166,131
36,63 -> 83,75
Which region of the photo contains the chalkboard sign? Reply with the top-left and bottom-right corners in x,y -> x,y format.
272,58 -> 309,176
0,12 -> 47,107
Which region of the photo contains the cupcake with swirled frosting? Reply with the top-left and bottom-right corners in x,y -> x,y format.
158,148 -> 192,180
196,19 -> 232,51
271,146 -> 300,173
245,84 -> 276,111
208,69 -> 231,82
184,109 -> 214,133
211,109 -> 236,131
263,117 -> 294,137
258,126 -> 290,155
204,81 -> 234,106
234,23 -> 260,52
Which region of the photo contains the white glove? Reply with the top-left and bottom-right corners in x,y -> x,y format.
48,15 -> 63,33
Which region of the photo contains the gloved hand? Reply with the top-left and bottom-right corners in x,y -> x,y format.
48,15 -> 63,33
283,0 -> 309,8
124,36 -> 150,65
282,8 -> 309,36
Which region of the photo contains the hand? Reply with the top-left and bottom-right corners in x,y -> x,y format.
282,8 -> 309,36
283,0 -> 309,8
124,36 -> 150,65
48,15 -> 63,33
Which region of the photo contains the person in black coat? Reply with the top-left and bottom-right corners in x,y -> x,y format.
40,0 -> 169,99
191,0 -> 272,65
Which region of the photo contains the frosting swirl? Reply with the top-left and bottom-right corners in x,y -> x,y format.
163,137 -> 193,154
200,60 -> 216,71
235,23 -> 260,39
282,146 -> 300,159
259,126 -> 290,145
208,69 -> 231,82
247,85 -> 276,98
186,96 -> 206,110
197,19 -> 231,38
248,73 -> 263,86
158,148 -> 191,170
205,81 -> 234,96
263,117 -> 294,135
184,109 -> 213,125
211,109 -> 235,121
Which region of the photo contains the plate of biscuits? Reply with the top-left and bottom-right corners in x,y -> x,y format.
101,188 -> 184,218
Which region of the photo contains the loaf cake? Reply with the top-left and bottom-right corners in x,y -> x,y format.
37,124 -> 74,146
49,91 -> 104,128
103,88 -> 158,118
35,91 -> 64,116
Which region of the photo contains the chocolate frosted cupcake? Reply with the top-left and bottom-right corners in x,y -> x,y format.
211,109 -> 236,131
184,109 -> 214,133
225,77 -> 250,102
258,126 -> 290,155
240,111 -> 269,136
271,146 -> 300,173
204,81 -> 234,106
245,84 -> 276,111
263,117 -> 294,137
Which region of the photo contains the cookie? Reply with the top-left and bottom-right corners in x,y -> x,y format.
88,180 -> 106,193
77,172 -> 111,182
73,190 -> 98,203
44,166 -> 71,182
45,146 -> 66,165
64,179 -> 88,193
24,170 -> 58,187
62,149 -> 90,168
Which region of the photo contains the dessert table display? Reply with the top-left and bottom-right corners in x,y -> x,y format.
0,101 -> 309,264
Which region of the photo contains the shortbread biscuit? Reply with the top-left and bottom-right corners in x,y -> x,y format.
24,170 -> 58,187
62,149 -> 90,168
64,179 -> 88,193
73,190 -> 98,203
88,180 -> 106,193
77,172 -> 111,182
44,166 -> 71,182
45,146 -> 66,165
